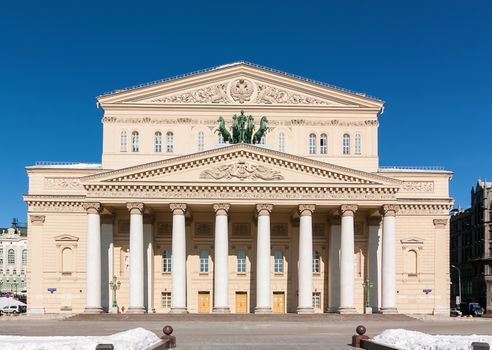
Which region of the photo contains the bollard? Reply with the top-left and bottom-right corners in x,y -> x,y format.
161,325 -> 176,349
472,343 -> 490,350
352,325 -> 369,348
95,345 -> 114,350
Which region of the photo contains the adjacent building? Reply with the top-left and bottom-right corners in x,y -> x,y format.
450,180 -> 492,312
24,62 -> 453,314
0,219 -> 27,296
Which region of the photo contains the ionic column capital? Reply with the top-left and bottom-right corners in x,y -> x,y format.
170,203 -> 187,216
29,214 -> 45,226
127,202 -> 144,215
433,218 -> 448,228
213,203 -> 230,216
340,204 -> 358,217
256,204 -> 273,216
298,204 -> 315,216
83,202 -> 101,214
381,204 -> 400,217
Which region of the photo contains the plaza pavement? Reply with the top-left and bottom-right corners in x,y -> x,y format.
0,314 -> 491,349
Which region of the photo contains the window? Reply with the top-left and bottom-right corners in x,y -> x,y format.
260,135 -> 266,145
0,248 -> 3,264
343,134 -> 350,155
154,131 -> 162,152
218,134 -> 225,144
198,131 -> 205,152
166,132 -> 174,153
237,250 -> 246,273
162,250 -> 172,273
200,250 -> 209,273
278,132 -> 285,152
7,249 -> 15,265
12,269 -> 16,275
62,247 -> 74,274
320,133 -> 327,154
312,250 -> 320,273
120,131 -> 127,152
313,292 -> 321,309
131,131 -> 139,152
308,133 -> 316,154
274,250 -> 283,273
161,292 -> 172,309
355,132 -> 361,155
22,250 -> 27,265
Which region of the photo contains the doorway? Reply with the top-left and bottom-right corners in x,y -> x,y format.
272,292 -> 285,313
235,292 -> 248,313
197,291 -> 210,313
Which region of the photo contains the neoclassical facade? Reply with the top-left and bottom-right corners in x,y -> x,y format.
24,62 -> 453,314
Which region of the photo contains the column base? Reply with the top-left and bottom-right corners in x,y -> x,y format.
364,306 -> 373,314
380,307 -> 398,314
212,307 -> 231,313
84,307 -> 104,314
254,307 -> 272,314
297,307 -> 314,314
169,307 -> 189,314
337,307 -> 357,314
127,307 -> 146,314
432,307 -> 450,316
27,307 -> 45,315
109,306 -> 119,314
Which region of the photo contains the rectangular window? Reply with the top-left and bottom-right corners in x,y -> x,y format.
274,251 -> 283,273
0,248 -> 3,264
312,292 -> 321,309
200,250 -> 209,273
237,250 -> 246,273
162,250 -> 172,273
161,292 -> 172,309
312,252 -> 320,273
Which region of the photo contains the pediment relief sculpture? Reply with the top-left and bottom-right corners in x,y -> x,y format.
199,161 -> 284,181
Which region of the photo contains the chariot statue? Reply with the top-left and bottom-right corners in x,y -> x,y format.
216,111 -> 268,144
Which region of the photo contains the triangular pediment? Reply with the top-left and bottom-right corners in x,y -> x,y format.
401,236 -> 424,245
97,62 -> 383,109
54,234 -> 79,242
82,144 -> 400,188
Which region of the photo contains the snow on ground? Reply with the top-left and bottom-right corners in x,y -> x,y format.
374,329 -> 492,350
0,327 -> 160,350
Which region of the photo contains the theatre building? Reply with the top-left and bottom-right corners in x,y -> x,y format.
24,62 -> 453,314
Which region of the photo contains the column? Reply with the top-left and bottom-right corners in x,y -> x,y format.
143,215 -> 154,313
381,204 -> 399,314
297,205 -> 315,313
367,217 -> 382,312
213,203 -> 231,313
433,218 -> 450,315
255,204 -> 273,314
84,202 -> 103,313
170,203 -> 188,313
127,202 -> 145,313
27,215 -> 46,314
101,215 -> 114,312
328,217 -> 341,312
338,204 -> 357,314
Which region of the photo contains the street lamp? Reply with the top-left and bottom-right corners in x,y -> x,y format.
451,265 -> 462,305
109,276 -> 121,308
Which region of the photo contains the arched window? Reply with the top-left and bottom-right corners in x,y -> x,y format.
7,249 -> 15,265
198,131 -> 205,152
199,250 -> 209,273
278,132 -> 285,152
218,134 -> 225,145
0,248 -> 3,264
320,133 -> 328,154
355,132 -> 361,155
312,250 -> 320,273
22,250 -> 27,265
343,134 -> 350,155
162,250 -> 172,273
166,132 -> 174,153
274,250 -> 283,273
308,133 -> 316,154
405,249 -> 418,276
237,250 -> 246,273
62,247 -> 74,273
131,131 -> 139,152
260,135 -> 266,145
154,131 -> 162,152
120,131 -> 127,152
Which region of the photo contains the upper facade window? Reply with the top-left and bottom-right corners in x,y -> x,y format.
162,250 -> 172,272
155,131 -> 162,153
312,250 -> 320,273
343,134 -> 350,155
260,135 -> 266,145
198,131 -> 205,152
22,249 -> 27,265
218,134 -> 225,145
355,132 -> 361,155
308,133 -> 316,154
274,250 -> 283,273
8,249 -> 15,265
199,250 -> 208,273
0,248 -> 3,264
166,132 -> 174,153
320,133 -> 327,154
131,131 -> 139,152
120,131 -> 127,152
237,250 -> 246,273
278,132 -> 285,152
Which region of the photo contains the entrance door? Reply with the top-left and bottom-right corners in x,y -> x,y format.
272,292 -> 285,313
235,292 -> 248,313
198,292 -> 210,313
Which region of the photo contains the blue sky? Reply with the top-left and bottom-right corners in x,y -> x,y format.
0,1 -> 490,226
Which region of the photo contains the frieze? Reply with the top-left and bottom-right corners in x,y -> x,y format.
44,178 -> 83,190
401,181 -> 434,193
200,161 -> 284,181
150,83 -> 229,104
256,84 -> 331,105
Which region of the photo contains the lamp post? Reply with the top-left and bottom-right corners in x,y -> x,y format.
109,275 -> 121,308
362,279 -> 374,313
451,265 -> 462,306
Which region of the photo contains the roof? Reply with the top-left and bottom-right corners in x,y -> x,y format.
97,61 -> 383,103
27,162 -> 102,170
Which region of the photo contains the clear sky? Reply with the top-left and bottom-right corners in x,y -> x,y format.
0,1 -> 490,226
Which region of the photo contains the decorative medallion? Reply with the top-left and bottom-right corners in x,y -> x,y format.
229,79 -> 254,103
200,161 -> 284,181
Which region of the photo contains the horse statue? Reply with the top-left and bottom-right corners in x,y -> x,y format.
252,116 -> 268,144
244,115 -> 255,143
216,116 -> 231,143
231,115 -> 240,143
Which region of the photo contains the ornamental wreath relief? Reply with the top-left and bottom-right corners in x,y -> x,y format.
199,161 -> 284,181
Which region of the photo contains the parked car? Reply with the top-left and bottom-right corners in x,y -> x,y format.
450,307 -> 461,317
459,302 -> 484,317
0,304 -> 26,315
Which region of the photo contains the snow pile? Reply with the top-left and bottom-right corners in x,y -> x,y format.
374,329 -> 492,350
0,327 -> 160,350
